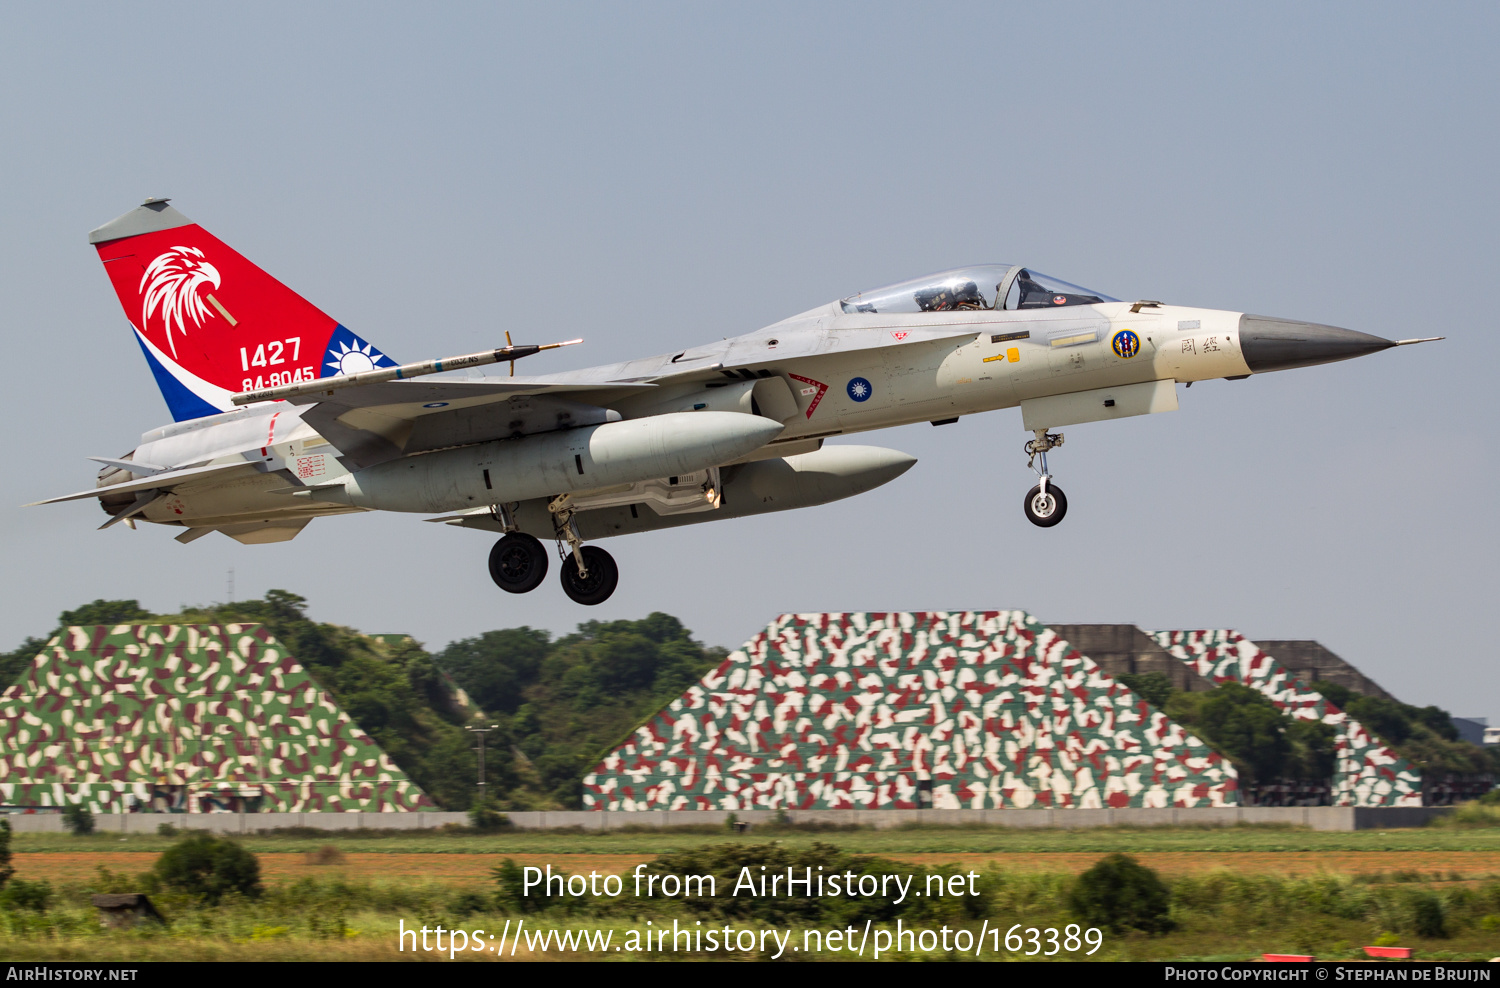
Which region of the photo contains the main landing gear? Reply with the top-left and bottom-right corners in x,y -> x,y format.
485,497 -> 620,605
1023,429 -> 1067,528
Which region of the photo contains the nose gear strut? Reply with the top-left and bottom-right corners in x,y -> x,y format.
1023,429 -> 1068,527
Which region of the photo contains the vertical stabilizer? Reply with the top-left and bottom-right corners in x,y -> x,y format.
90,200 -> 397,422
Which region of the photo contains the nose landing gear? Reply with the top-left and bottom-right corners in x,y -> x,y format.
1023,429 -> 1068,528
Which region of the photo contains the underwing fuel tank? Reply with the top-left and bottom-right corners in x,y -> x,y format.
443,444 -> 919,540
574,444 -> 918,539
327,411 -> 785,514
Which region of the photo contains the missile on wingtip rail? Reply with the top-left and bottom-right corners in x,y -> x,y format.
230,339 -> 584,406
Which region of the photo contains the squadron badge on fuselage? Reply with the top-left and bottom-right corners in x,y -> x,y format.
1112,330 -> 1141,359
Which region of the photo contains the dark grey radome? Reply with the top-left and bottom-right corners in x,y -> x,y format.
1238,314 -> 1395,374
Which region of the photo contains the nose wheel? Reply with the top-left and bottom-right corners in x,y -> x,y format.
1024,482 -> 1067,527
1023,430 -> 1068,528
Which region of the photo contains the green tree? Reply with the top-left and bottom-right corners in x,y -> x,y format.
62,801 -> 95,836
1347,697 -> 1413,745
1118,672 -> 1174,709
488,613 -> 726,807
1310,679 -> 1353,709
437,628 -> 551,714
1311,681 -> 1493,775
0,637 -> 46,695
1067,853 -> 1174,934
1286,719 -> 1338,781
1169,683 -> 1290,785
58,599 -> 152,627
151,832 -> 262,903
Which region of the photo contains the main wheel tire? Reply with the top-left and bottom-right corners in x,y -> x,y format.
488,533 -> 549,593
559,546 -> 619,606
1023,483 -> 1068,528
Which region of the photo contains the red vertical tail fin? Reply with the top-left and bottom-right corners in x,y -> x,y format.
90,199 -> 396,421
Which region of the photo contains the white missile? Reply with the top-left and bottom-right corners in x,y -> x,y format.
230,338 -> 583,406
318,411 -> 785,514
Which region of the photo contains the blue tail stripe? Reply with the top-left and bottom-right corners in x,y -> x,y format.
135,334 -> 222,422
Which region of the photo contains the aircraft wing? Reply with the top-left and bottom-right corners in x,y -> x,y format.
276,377 -> 654,411
27,460 -> 259,506
627,322 -> 988,385
283,378 -> 658,470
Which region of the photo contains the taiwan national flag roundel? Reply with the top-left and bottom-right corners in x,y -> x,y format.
847,377 -> 873,402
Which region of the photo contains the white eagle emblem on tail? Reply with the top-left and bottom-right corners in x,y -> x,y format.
139,247 -> 222,358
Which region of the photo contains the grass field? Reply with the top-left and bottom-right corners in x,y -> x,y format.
17,820 -> 1500,856
5,822 -> 1500,962
15,848 -> 1500,885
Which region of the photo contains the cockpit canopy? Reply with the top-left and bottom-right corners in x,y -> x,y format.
839,264 -> 1118,314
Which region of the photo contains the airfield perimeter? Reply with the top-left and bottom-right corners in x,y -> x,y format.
16,822 -> 1500,884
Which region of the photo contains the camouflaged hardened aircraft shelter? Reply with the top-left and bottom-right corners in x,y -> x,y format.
0,624 -> 431,813
1153,630 -> 1422,807
582,611 -> 1241,811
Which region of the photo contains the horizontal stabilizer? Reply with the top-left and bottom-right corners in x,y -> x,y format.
89,456 -> 170,476
28,459 -> 254,506
218,519 -> 310,544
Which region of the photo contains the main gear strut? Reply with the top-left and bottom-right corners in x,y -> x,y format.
547,494 -> 619,605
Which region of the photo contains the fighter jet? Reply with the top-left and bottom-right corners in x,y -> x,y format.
34,200 -> 1441,604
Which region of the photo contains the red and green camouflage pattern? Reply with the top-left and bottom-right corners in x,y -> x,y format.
583,611 -> 1238,810
1150,630 -> 1422,807
0,624 -> 432,812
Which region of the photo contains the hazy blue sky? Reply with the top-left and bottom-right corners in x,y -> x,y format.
2,3 -> 1495,720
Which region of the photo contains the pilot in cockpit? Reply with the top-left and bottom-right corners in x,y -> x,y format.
915,280 -> 986,311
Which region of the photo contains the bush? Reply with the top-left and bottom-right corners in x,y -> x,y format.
156,823 -> 177,837
1411,892 -> 1448,938
151,832 -> 262,903
62,802 -> 94,836
468,795 -> 512,832
0,878 -> 52,912
1067,853 -> 1175,935
0,819 -> 13,890
492,858 -> 558,915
